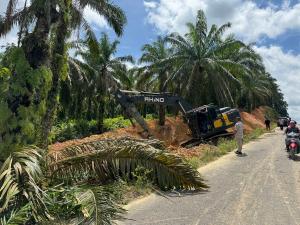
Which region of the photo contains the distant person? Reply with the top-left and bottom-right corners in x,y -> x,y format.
265,118 -> 271,131
234,117 -> 244,155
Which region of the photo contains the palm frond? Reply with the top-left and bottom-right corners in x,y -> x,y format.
75,186 -> 125,225
0,147 -> 48,221
5,0 -> 18,19
114,55 -> 134,63
86,0 -> 127,36
47,137 -> 208,191
0,204 -> 31,225
195,10 -> 207,38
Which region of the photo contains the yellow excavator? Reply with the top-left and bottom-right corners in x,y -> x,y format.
115,90 -> 240,147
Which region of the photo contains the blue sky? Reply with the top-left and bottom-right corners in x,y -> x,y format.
1,0 -> 300,120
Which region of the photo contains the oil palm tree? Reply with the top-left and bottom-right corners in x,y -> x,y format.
41,0 -> 127,146
71,34 -> 134,131
163,10 -> 252,106
1,0 -> 127,147
239,73 -> 271,111
138,36 -> 173,125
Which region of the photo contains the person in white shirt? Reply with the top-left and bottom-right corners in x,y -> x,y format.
234,117 -> 244,155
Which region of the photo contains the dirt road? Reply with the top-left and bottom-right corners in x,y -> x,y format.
118,130 -> 300,225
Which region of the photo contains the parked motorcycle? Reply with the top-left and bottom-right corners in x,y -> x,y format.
286,132 -> 300,159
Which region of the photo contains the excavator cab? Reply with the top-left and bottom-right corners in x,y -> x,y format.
185,105 -> 240,140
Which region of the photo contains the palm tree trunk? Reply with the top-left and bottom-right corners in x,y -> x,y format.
87,97 -> 92,120
22,16 -> 50,69
97,68 -> 107,133
158,72 -> 167,126
40,3 -> 70,148
187,64 -> 202,106
97,98 -> 105,133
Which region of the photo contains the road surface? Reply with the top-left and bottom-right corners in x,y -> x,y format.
118,130 -> 300,225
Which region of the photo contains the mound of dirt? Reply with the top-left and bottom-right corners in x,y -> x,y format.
240,107 -> 267,133
49,117 -> 191,152
49,107 -> 270,153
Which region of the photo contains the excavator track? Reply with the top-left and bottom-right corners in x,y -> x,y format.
180,131 -> 235,148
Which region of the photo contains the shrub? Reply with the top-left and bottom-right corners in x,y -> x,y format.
103,116 -> 131,130
0,46 -> 52,160
50,116 -> 131,143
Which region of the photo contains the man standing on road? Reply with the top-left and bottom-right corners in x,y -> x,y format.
234,117 -> 244,155
265,118 -> 271,131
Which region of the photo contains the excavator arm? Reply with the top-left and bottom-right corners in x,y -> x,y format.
115,90 -> 192,133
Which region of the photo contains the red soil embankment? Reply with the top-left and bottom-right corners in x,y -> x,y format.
49,107 -> 269,153
240,107 -> 267,133
49,117 -> 190,152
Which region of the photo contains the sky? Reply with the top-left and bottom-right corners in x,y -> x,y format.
1,0 -> 300,120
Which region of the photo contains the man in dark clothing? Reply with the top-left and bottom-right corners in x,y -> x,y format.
265,118 -> 271,131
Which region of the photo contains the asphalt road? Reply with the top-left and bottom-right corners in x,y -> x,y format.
118,129 -> 300,225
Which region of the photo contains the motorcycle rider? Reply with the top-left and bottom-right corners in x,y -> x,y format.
285,120 -> 300,150
285,120 -> 299,134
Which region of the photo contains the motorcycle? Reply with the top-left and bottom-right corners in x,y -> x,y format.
286,132 -> 300,159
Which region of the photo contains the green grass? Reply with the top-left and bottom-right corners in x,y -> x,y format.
187,126 -> 274,169
103,166 -> 154,205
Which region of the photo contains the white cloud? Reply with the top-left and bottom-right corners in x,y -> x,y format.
0,30 -> 18,49
144,0 -> 300,42
83,6 -> 109,30
144,1 -> 158,9
253,45 -> 300,119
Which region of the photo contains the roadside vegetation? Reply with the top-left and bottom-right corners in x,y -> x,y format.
187,123 -> 277,169
0,0 -> 288,224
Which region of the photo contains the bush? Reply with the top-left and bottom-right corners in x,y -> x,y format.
50,116 -> 131,143
103,116 -> 131,130
50,114 -> 170,143
0,46 -> 52,160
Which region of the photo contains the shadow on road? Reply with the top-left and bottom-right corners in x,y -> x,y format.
156,189 -> 209,199
288,155 -> 300,161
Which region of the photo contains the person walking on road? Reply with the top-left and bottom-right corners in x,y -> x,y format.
265,118 -> 271,131
234,117 -> 244,155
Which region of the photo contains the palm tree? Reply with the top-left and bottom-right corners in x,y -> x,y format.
70,33 -> 134,131
40,0 -> 127,146
138,37 -> 173,125
224,44 -> 273,110
238,73 -> 271,110
1,0 -> 127,148
163,10 -> 254,106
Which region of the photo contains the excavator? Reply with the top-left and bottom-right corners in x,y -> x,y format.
115,90 -> 240,147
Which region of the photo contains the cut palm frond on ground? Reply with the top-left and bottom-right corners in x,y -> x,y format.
48,137 -> 208,190
0,147 -> 49,222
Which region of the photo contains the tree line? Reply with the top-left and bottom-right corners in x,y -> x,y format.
56,11 -> 288,129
